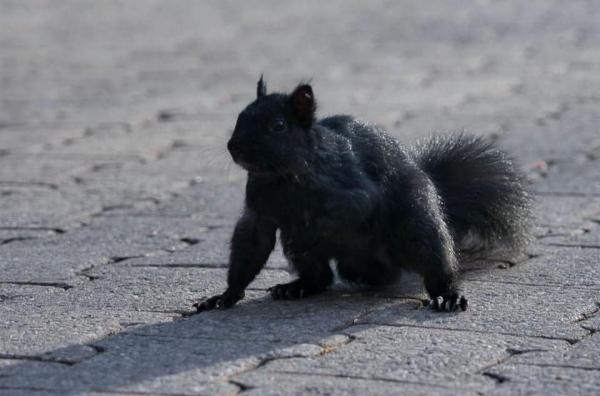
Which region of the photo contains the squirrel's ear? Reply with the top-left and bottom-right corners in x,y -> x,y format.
257,75 -> 267,99
291,83 -> 316,127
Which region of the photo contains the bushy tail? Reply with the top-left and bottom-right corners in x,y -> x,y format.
413,134 -> 534,257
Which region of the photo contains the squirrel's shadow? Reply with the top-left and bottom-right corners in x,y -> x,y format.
0,278 -> 444,394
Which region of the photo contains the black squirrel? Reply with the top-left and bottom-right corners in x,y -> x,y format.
195,77 -> 533,313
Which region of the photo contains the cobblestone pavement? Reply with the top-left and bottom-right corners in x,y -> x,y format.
1,1 -> 600,395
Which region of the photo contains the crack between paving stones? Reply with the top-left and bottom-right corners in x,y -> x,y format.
535,232 -> 572,240
107,256 -> 144,264
139,309 -> 191,318
81,342 -> 106,354
257,369 -> 477,391
577,324 -> 597,341
361,322 -> 579,345
0,386 -> 65,394
179,237 -> 200,246
0,343 -> 108,368
225,336 -> 357,389
357,320 -> 595,348
79,250 -> 210,280
68,389 -> 194,396
536,222 -> 583,229
330,301 -> 417,332
125,333 -> 268,342
130,263 -> 284,271
73,232 -> 254,282
0,354 -> 75,366
75,254 -> 137,281
87,206 -> 142,219
315,334 -> 356,354
464,278 -> 600,290
132,263 -> 228,269
541,242 -> 600,249
99,213 -> 194,219
2,360 -> 201,394
77,271 -> 100,281
93,390 -> 197,396
124,332 -> 349,345
0,281 -> 73,290
532,191 -> 600,198
481,371 -> 510,384
0,293 -> 25,302
571,302 -> 600,323
0,236 -> 38,246
511,362 -> 600,371
228,354 -> 321,384
228,379 -> 254,393
0,181 -> 59,190
74,196 -> 163,222
477,348 -> 549,384
0,226 -> 65,234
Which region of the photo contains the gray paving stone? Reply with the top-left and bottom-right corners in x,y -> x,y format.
130,291 -> 407,343
511,333 -> 600,370
0,241 -> 109,284
485,364 -> 600,395
0,155 -> 91,185
0,187 -> 101,228
118,231 -> 290,271
234,371 -> 479,396
0,332 -> 320,395
361,280 -> 597,341
534,161 -> 600,195
66,264 -> 291,313
0,359 -> 68,396
463,247 -> 600,289
0,283 -> 175,356
534,196 -> 600,231
0,306 -> 173,357
255,324 -> 566,390
540,226 -> 600,248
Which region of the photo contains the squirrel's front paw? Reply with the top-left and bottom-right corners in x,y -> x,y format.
269,279 -> 318,300
193,290 -> 244,312
428,293 -> 468,312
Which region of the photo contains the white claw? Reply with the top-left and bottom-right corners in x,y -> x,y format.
435,296 -> 444,308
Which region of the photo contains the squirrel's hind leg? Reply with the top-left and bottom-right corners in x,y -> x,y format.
269,259 -> 333,300
271,232 -> 334,300
336,253 -> 400,286
391,181 -> 469,312
268,272 -> 333,300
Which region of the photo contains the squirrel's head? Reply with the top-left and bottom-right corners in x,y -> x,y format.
227,76 -> 317,175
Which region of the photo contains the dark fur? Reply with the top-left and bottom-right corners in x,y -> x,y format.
195,79 -> 533,313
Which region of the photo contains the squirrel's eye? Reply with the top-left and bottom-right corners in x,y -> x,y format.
270,118 -> 286,132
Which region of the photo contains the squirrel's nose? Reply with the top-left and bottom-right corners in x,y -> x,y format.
227,138 -> 242,158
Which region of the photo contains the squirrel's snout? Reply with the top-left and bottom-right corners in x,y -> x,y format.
227,138 -> 258,172
227,138 -> 243,159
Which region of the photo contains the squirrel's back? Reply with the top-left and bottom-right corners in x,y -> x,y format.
318,116 -> 533,258
317,115 -> 414,183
